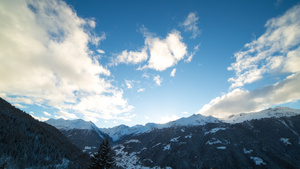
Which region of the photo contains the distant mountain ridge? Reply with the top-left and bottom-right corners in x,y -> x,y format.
47,118 -> 101,131
222,106 -> 300,123
47,107 -> 300,142
112,114 -> 300,168
101,114 -> 220,141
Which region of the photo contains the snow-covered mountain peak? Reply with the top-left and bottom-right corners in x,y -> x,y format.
46,118 -> 96,130
223,106 -> 300,123
102,114 -> 220,141
166,114 -> 220,127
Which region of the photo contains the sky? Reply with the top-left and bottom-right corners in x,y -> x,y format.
0,0 -> 300,128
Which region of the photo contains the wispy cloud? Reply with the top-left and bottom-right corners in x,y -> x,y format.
182,12 -> 201,39
170,68 -> 176,77
228,4 -> 300,88
199,4 -> 300,118
97,49 -> 105,54
137,88 -> 145,92
153,75 -> 163,86
43,111 -> 52,117
125,80 -> 133,89
159,114 -> 180,124
13,103 -> 27,109
185,43 -> 200,63
55,111 -> 78,120
30,112 -> 49,121
113,47 -> 148,66
0,0 -> 133,122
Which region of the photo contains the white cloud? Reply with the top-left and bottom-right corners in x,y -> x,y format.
137,88 -> 145,92
182,111 -> 189,114
153,75 -> 163,86
185,43 -> 200,63
114,47 -> 148,65
142,73 -> 150,79
43,111 -> 51,117
170,68 -> 176,77
114,28 -> 188,71
55,110 -> 78,120
144,115 -> 150,119
228,4 -> 300,88
13,103 -> 27,109
97,49 -> 105,54
142,30 -> 187,71
0,0 -> 133,122
182,12 -> 201,39
30,114 -> 49,121
159,114 -> 180,124
125,80 -> 133,89
198,4 -> 300,118
199,73 -> 300,118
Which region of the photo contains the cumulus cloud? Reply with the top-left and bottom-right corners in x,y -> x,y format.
114,27 -> 188,71
0,0 -> 133,121
170,68 -> 176,77
153,75 -> 163,86
199,4 -> 300,118
142,30 -> 187,71
182,12 -> 201,39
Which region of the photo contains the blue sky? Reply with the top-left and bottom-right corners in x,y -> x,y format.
0,0 -> 300,128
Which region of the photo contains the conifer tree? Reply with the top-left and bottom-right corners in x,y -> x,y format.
89,137 -> 115,169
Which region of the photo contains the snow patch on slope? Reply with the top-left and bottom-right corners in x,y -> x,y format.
280,138 -> 292,146
205,128 -> 226,135
250,156 -> 266,165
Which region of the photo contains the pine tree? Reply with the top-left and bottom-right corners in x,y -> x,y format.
89,137 -> 116,169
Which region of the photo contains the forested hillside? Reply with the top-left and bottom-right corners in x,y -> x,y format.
0,98 -> 89,168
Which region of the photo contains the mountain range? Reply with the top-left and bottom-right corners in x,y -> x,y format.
1,95 -> 300,169
45,106 -> 300,169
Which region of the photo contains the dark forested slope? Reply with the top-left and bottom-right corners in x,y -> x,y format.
0,98 -> 89,169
